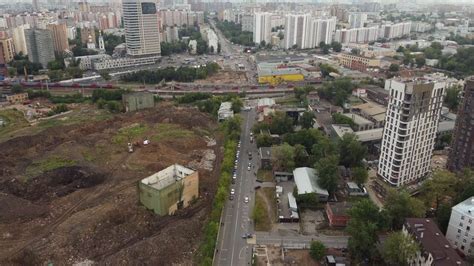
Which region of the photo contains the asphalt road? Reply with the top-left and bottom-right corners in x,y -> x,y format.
215,108 -> 258,266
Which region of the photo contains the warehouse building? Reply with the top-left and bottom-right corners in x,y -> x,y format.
138,164 -> 199,216
122,92 -> 155,112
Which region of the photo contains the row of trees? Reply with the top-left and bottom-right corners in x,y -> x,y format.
318,78 -> 355,107
215,20 -> 253,46
120,62 -> 219,83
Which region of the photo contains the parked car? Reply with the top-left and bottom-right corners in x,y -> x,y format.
231,188 -> 235,195
244,196 -> 249,203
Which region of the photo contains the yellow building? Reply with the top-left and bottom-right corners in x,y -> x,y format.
258,67 -> 304,85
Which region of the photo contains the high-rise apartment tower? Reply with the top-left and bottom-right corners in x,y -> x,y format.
378,76 -> 447,186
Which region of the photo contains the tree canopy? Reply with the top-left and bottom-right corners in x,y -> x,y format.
382,231 -> 419,266
385,189 -> 426,229
271,143 -> 295,171
310,240 -> 326,261
338,133 -> 367,167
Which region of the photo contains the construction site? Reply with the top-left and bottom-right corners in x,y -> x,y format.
0,102 -> 223,265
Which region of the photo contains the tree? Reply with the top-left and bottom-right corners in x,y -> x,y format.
338,133 -> 367,167
268,111 -> 293,135
300,111 -> 315,129
347,199 -> 390,262
256,133 -> 272,148
331,41 -> 342,52
271,143 -> 295,171
311,136 -> 336,163
352,166 -> 368,185
294,144 -> 308,167
316,155 -> 339,194
385,189 -> 426,229
389,63 -> 400,72
99,70 -> 111,81
382,231 -> 419,266
231,97 -> 243,113
444,85 -> 461,111
351,48 -> 360,55
415,56 -> 426,67
332,113 -> 355,127
11,84 -> 24,93
309,241 -> 326,261
421,170 -> 456,211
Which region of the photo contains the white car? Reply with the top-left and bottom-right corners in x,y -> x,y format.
247,166 -> 251,171
231,188 -> 235,195
244,196 -> 249,203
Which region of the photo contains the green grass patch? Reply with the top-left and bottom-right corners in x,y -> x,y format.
253,192 -> 272,231
112,123 -> 148,144
0,109 -> 29,136
25,156 -> 76,179
152,123 -> 194,142
257,170 -> 273,182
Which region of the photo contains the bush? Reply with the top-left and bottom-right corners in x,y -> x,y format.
310,241 -> 326,261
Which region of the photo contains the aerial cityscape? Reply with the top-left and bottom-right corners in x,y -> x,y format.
0,0 -> 473,265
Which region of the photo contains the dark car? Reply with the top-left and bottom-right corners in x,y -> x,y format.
255,186 -> 261,190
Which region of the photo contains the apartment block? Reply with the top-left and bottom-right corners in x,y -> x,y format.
348,12 -> 367,28
47,23 -> 69,54
378,76 -> 446,186
446,197 -> 474,257
284,14 -> 310,49
0,35 -> 15,63
253,12 -> 272,45
25,28 -> 55,68
448,77 -> 474,172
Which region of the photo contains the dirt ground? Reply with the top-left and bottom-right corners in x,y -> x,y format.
0,102 -> 223,265
196,70 -> 248,85
257,246 -> 320,266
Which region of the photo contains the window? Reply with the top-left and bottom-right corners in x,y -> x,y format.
462,215 -> 465,220
467,226 -> 471,231
458,229 -> 462,233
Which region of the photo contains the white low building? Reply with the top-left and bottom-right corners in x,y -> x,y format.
293,167 -> 329,202
217,101 -> 233,121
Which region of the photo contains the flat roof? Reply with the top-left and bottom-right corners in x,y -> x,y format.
342,113 -> 374,126
288,192 -> 298,210
452,197 -> 474,215
259,147 -> 272,160
438,121 -> 455,133
331,124 -> 354,138
352,102 -> 386,117
405,218 -> 466,266
354,128 -> 383,142
141,164 -> 194,191
293,167 -> 329,196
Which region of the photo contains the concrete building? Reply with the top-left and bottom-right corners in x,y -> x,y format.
200,26 -> 218,53
0,36 -> 14,63
47,23 -> 69,54
123,0 -> 161,57
241,14 -> 253,33
64,54 -> 111,70
448,77 -> 474,172
283,13 -> 310,49
258,147 -> 272,170
253,12 -> 272,45
337,53 -> 381,71
122,92 -> 155,112
25,28 -> 55,68
380,22 -> 411,40
12,25 -> 28,55
348,12 -> 367,29
446,197 -> 474,257
0,42 -> 7,77
404,218 -> 466,266
304,16 -> 337,48
6,93 -> 28,104
138,164 -> 199,216
217,101 -> 233,121
342,113 -> 374,131
334,26 -> 379,45
188,39 -> 197,54
293,167 -> 329,202
378,76 -> 446,187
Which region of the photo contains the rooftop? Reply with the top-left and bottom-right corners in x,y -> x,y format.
293,167 -> 329,196
327,202 -> 352,216
342,113 -> 374,126
352,102 -> 386,117
452,197 -> 474,216
404,218 -> 466,266
354,128 -> 383,142
331,124 -> 354,138
141,164 -> 194,191
437,121 -> 455,133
